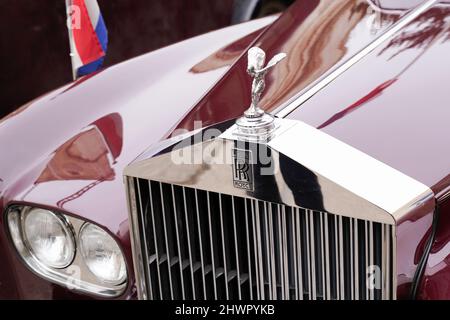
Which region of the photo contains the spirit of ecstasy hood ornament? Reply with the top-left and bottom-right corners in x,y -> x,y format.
235,47 -> 286,141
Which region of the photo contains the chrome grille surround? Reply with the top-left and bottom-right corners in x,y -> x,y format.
124,119 -> 433,300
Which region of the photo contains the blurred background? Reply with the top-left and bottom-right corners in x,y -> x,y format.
0,0 -> 293,119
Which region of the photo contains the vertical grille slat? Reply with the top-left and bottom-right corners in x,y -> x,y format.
231,196 -> 242,300
242,199 -> 253,299
295,208 -> 304,300
255,201 -> 265,300
365,221 -> 370,300
206,191 -> 218,299
193,189 -> 207,299
263,202 -> 272,299
181,187 -> 196,299
324,213 -> 330,300
354,220 -> 359,300
332,215 -> 340,299
304,210 -> 311,300
132,179 -> 395,300
319,212 -> 326,300
158,182 -> 174,299
134,179 -> 154,299
171,185 -> 185,299
281,206 -> 289,300
338,215 -> 345,300
147,181 -> 163,299
269,204 -> 278,299
309,210 -> 317,300
277,204 -> 285,299
218,194 -> 229,299
369,221 -> 374,300
292,208 -> 299,300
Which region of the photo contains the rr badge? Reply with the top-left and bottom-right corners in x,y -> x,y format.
232,148 -> 254,191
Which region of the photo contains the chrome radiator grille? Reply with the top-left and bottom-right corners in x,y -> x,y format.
128,177 -> 395,300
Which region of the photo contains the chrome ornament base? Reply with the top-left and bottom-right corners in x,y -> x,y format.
235,112 -> 277,142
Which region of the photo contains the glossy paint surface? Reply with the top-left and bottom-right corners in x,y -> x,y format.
419,198 -> 450,299
0,16 -> 275,299
173,0 -> 408,133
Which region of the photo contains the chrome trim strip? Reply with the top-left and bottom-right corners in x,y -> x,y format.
309,210 -> 316,300
365,221 -> 369,300
320,213 -> 326,300
296,208 -> 304,300
269,203 -> 277,299
256,201 -> 265,299
231,196 -> 242,299
369,221 -> 374,300
324,212 -> 330,300
354,220 -> 359,300
274,0 -> 438,118
392,226 -> 397,300
194,189 -> 207,299
160,182 -> 174,300
251,201 -> 260,298
218,193 -> 229,300
206,191 -> 218,299
292,208 -> 299,300
282,206 -> 289,299
182,187 -> 196,300
381,223 -> 386,300
305,209 -> 311,300
244,199 -> 253,300
136,181 -> 153,299
148,181 -> 163,299
263,203 -> 273,299
126,178 -> 147,299
350,218 -> 354,300
384,224 -> 389,300
334,215 -> 340,300
338,215 -> 344,300
277,204 -> 285,299
171,185 -> 185,299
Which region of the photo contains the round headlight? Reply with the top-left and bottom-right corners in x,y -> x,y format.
22,208 -> 75,268
79,223 -> 127,284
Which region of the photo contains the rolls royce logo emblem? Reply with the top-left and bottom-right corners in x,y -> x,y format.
232,148 -> 254,191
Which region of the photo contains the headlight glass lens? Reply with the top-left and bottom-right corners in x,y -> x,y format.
79,223 -> 126,284
23,208 -> 75,268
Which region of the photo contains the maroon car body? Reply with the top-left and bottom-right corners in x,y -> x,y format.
1,0 -> 450,299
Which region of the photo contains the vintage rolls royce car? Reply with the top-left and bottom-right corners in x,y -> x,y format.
1,0 -> 450,300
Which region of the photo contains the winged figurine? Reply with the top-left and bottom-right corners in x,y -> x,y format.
245,47 -> 287,118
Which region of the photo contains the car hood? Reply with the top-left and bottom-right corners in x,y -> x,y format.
0,16 -> 275,234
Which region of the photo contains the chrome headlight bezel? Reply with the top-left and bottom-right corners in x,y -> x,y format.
79,222 -> 128,286
20,208 -> 76,269
5,205 -> 128,298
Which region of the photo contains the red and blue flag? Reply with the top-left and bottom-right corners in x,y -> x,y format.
66,0 -> 108,78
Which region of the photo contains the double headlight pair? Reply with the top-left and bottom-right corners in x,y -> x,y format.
6,206 -> 127,297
